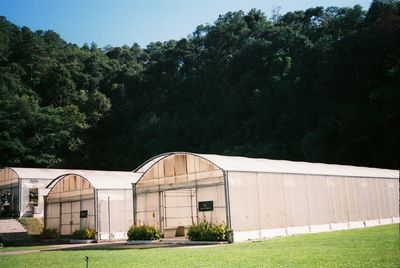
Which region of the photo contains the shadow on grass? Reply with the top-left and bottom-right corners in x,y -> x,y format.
47,243 -> 185,251
0,236 -> 66,247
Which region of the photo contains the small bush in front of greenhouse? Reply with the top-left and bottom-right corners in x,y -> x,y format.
72,228 -> 96,239
40,228 -> 58,239
127,225 -> 161,240
188,221 -> 229,241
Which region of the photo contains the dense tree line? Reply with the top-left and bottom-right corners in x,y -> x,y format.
0,0 -> 399,170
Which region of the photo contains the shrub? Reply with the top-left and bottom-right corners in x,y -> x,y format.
40,228 -> 58,239
127,225 -> 160,240
19,217 -> 44,235
72,228 -> 96,239
187,221 -> 229,241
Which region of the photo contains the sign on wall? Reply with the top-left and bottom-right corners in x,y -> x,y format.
80,210 -> 88,218
198,201 -> 214,211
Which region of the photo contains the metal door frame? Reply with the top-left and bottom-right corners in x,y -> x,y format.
160,188 -> 197,232
59,201 -> 81,235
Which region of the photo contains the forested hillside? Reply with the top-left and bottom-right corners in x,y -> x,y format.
0,0 -> 399,170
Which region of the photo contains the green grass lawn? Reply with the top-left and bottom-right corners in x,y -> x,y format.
0,245 -> 54,253
1,224 -> 399,268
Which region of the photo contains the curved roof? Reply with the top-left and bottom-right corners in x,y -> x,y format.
135,152 -> 399,179
135,153 -> 172,173
47,170 -> 142,189
3,167 -> 79,180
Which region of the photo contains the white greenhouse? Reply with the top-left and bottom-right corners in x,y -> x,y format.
0,167 -> 75,218
133,152 -> 399,242
45,170 -> 141,240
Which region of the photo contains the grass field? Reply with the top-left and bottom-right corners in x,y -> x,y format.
0,245 -> 54,253
1,224 -> 399,268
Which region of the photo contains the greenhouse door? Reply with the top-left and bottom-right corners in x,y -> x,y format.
161,189 -> 196,232
60,201 -> 80,235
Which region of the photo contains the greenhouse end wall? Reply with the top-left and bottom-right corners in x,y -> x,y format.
97,189 -> 133,240
0,168 -> 19,217
227,171 -> 400,242
134,154 -> 228,236
45,174 -> 135,241
45,175 -> 95,236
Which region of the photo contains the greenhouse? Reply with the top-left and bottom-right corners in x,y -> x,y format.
45,170 -> 141,240
0,167 -> 73,218
134,152 -> 399,242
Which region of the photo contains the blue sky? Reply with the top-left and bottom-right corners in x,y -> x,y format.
0,0 -> 373,48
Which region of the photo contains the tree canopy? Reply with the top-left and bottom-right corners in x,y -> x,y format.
0,0 -> 398,170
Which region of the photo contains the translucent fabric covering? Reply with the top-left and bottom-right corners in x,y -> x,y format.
45,173 -> 136,240
136,152 -> 399,242
46,199 -> 95,235
197,154 -> 398,178
228,171 -> 399,239
135,154 -> 227,235
47,171 -> 141,189
136,154 -> 223,188
0,167 -> 87,217
0,168 -> 19,214
136,153 -> 398,179
0,168 -> 19,187
8,167 -> 75,179
20,179 -> 53,217
97,189 -> 133,240
46,175 -> 95,235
